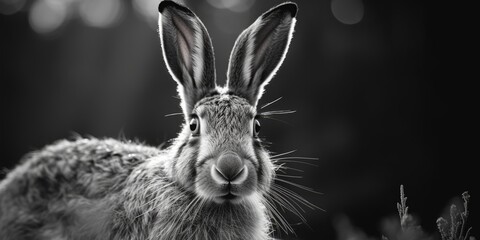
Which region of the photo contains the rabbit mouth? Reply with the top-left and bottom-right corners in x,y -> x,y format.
195,162 -> 258,204
213,192 -> 242,204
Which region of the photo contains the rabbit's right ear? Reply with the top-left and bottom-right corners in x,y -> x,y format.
226,2 -> 297,107
158,1 -> 216,116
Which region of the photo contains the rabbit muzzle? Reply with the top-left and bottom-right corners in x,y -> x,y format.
195,151 -> 258,205
211,152 -> 247,184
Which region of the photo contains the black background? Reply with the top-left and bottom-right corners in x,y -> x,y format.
1,0 -> 477,239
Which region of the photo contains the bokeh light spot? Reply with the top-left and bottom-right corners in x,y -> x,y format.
331,0 -> 364,25
134,0 -> 185,23
206,0 -> 255,12
79,0 -> 123,28
0,0 -> 26,15
133,0 -> 158,21
29,0 -> 67,34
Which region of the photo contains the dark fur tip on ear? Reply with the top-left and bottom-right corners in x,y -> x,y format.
158,0 -> 193,16
265,2 -> 298,18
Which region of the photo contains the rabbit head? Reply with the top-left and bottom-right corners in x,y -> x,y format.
158,1 -> 297,205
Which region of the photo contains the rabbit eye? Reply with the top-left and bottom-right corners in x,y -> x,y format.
189,116 -> 200,135
253,119 -> 261,137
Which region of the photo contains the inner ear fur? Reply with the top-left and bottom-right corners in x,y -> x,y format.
226,2 -> 297,107
158,1 -> 217,116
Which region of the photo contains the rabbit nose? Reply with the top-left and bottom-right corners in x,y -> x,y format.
211,153 -> 247,184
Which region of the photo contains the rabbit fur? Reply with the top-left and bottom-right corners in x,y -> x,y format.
0,1 -> 298,239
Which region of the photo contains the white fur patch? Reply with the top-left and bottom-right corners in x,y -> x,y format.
220,94 -> 230,101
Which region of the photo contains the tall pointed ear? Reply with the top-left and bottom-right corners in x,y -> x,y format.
158,1 -> 216,116
226,2 -> 297,107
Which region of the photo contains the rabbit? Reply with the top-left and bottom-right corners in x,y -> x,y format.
0,1 -> 298,239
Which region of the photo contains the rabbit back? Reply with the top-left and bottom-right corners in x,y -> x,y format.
0,138 -> 163,240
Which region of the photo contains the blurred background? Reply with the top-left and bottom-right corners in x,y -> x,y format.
0,0 -> 477,239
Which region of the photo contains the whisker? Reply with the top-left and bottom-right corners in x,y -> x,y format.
259,110 -> 296,116
273,184 -> 323,211
271,188 -> 317,232
258,138 -> 273,146
274,178 -> 323,195
275,164 -> 305,173
191,197 -> 206,223
165,112 -> 183,117
270,150 -> 297,158
274,166 -> 288,174
183,175 -> 209,192
269,189 -> 307,222
182,195 -> 202,223
260,97 -> 283,109
169,196 -> 193,232
264,197 -> 294,234
261,116 -> 291,125
272,185 -> 310,211
272,160 -> 318,167
264,201 -> 286,234
272,156 -> 319,161
276,174 -> 303,179
271,188 -> 305,214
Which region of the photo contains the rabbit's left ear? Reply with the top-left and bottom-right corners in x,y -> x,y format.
159,1 -> 216,116
227,2 -> 297,107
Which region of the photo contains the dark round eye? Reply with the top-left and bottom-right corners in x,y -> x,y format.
189,116 -> 200,135
253,119 -> 261,136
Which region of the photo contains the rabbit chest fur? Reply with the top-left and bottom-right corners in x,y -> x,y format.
0,1 -> 298,239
